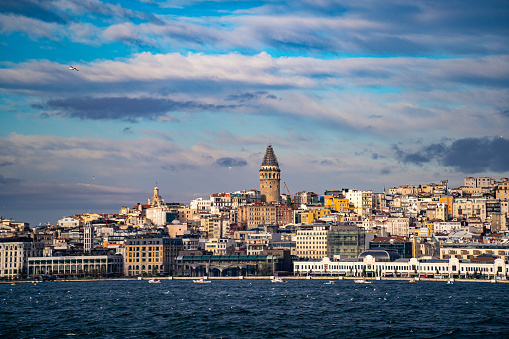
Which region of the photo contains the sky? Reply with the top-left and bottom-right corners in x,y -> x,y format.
1,0 -> 509,226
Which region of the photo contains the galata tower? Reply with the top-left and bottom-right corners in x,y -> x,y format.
259,144 -> 281,203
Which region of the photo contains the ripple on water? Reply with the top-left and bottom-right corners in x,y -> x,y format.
1,280 -> 509,338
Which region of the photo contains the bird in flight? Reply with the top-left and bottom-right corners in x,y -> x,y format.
69,66 -> 79,71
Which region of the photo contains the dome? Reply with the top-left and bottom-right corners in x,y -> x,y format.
358,247 -> 401,261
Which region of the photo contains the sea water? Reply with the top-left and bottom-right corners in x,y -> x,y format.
1,279 -> 508,338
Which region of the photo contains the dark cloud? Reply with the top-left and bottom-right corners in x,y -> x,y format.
394,137 -> 509,173
371,153 -> 379,160
251,1 -> 509,56
216,157 -> 247,167
0,161 -> 14,167
320,160 -> 334,166
368,115 -> 383,119
0,0 -> 66,23
32,97 -> 237,122
122,127 -> 134,134
226,91 -> 270,103
161,163 -> 197,172
501,110 -> 509,117
380,168 -> 391,175
0,175 -> 22,185
393,142 -> 446,166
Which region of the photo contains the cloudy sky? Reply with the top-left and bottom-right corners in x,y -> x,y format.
1,0 -> 509,226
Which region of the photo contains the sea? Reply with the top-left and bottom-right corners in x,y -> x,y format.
1,279 -> 508,338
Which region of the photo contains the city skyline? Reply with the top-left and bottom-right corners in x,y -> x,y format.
1,1 -> 509,225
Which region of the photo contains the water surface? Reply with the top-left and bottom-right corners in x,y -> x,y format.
1,279 -> 508,338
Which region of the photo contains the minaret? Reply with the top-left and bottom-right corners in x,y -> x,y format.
259,144 -> 281,203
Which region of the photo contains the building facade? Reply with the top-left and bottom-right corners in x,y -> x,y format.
0,239 -> 44,279
28,254 -> 123,278
295,224 -> 329,259
327,224 -> 365,258
124,237 -> 183,276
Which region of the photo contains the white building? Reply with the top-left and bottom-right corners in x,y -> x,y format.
146,206 -> 170,226
57,217 -> 80,227
343,189 -> 372,217
385,217 -> 410,237
190,197 -> 212,213
293,254 -> 508,280
0,240 -> 45,279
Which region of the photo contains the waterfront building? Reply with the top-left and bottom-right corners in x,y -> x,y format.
0,238 -> 44,280
28,254 -> 123,278
259,144 -> 281,204
295,223 -> 329,259
370,236 -> 412,258
175,249 -> 292,277
327,224 -> 366,258
123,237 -> 183,276
293,252 -> 508,280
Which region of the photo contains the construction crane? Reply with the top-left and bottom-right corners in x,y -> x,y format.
368,205 -> 387,233
284,182 -> 293,207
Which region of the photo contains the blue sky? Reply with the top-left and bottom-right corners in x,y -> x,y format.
1,0 -> 509,225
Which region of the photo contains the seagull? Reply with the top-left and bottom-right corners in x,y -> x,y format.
69,66 -> 79,71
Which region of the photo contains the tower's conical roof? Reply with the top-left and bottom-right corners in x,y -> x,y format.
261,144 -> 279,166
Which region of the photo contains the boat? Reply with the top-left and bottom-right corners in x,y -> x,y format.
193,278 -> 211,283
447,278 -> 454,285
325,280 -> 335,285
354,279 -> 372,284
409,278 -> 416,283
148,278 -> 161,283
306,275 -> 312,279
271,277 -> 286,283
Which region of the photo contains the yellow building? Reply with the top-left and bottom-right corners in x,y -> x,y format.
204,238 -> 219,254
124,237 -> 183,276
496,181 -> 509,201
299,208 -> 333,223
439,196 -> 454,217
323,195 -> 350,212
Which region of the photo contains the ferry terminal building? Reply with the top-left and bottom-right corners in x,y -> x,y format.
293,248 -> 509,280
